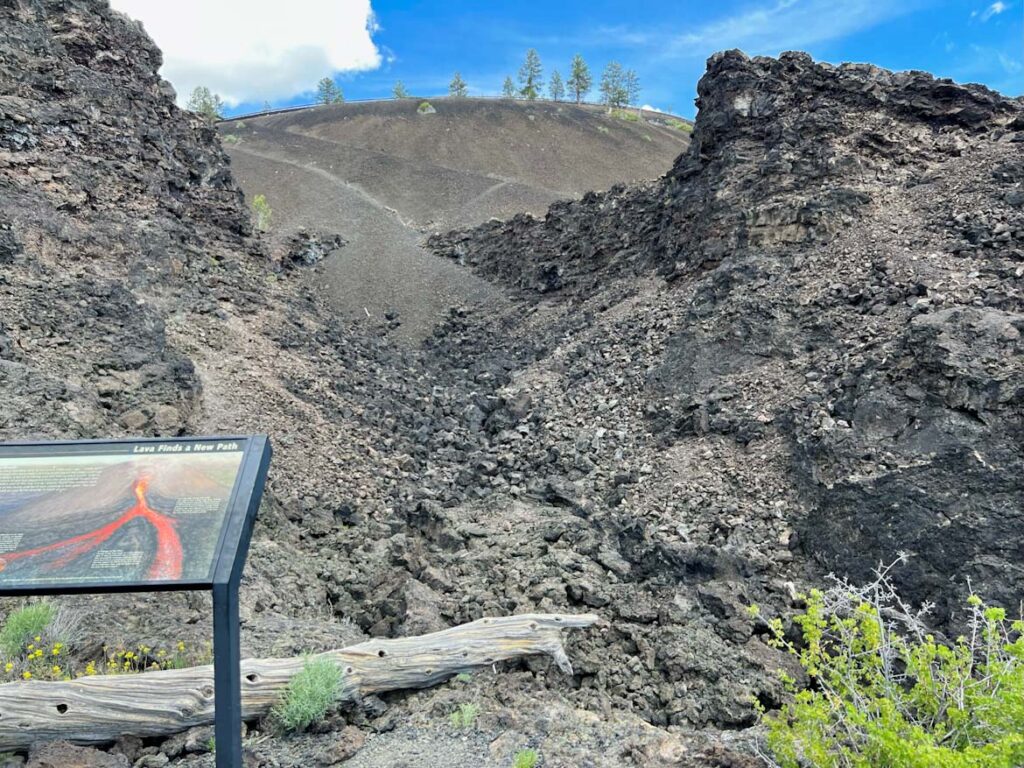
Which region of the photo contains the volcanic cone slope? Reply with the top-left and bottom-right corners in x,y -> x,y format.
221,98 -> 690,339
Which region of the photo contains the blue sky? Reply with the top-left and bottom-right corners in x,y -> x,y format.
115,0 -> 1023,118
294,0 -> 1023,117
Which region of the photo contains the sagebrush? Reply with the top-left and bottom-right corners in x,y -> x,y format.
271,657 -> 342,733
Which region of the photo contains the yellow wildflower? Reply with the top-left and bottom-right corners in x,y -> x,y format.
21,671 -> 31,680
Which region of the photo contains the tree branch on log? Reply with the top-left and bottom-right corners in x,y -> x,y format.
0,613 -> 598,750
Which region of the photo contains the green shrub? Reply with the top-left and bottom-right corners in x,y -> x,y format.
513,748 -> 539,768
271,657 -> 342,733
0,604 -> 205,683
449,701 -> 480,729
417,101 -> 435,115
610,108 -> 640,122
596,125 -> 609,134
668,118 -> 693,133
222,133 -> 241,145
756,560 -> 1024,768
0,603 -> 54,657
251,194 -> 272,233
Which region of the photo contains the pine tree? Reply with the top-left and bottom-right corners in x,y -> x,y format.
449,72 -> 468,98
262,100 -> 272,113
186,86 -> 225,122
548,70 -> 564,101
624,69 -> 640,107
393,81 -> 409,99
518,49 -> 543,100
599,61 -> 626,109
210,93 -> 226,119
567,54 -> 592,104
502,76 -> 516,99
316,77 -> 343,105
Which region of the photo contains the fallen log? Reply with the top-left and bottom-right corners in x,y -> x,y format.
0,612 -> 598,750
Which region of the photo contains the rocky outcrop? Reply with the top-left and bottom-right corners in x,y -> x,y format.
0,0 -> 265,441
795,306 -> 1024,618
431,50 -> 1024,628
656,51 -> 1017,273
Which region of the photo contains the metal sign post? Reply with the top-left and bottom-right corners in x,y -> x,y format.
0,435 -> 271,768
210,437 -> 271,768
213,581 -> 243,767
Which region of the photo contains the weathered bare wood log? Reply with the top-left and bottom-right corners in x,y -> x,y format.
0,613 -> 597,750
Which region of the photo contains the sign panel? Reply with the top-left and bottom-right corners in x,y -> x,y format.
0,437 -> 260,593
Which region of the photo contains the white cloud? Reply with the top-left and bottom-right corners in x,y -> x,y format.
664,0 -> 920,59
110,0 -> 382,106
998,51 -> 1023,73
980,1 -> 1009,21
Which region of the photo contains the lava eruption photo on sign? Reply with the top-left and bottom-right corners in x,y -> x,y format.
0,446 -> 245,588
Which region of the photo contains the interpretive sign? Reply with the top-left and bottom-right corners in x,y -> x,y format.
0,435 -> 271,768
0,438 -> 256,592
